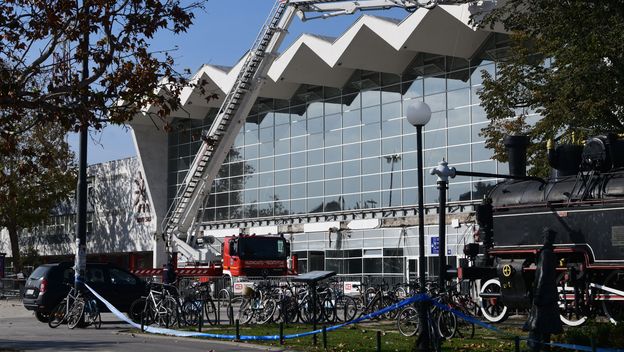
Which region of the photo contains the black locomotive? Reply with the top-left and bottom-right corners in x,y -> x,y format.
461,134 -> 624,326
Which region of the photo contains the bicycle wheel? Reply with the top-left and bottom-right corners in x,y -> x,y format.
436,309 -> 456,340
203,299 -> 218,325
67,299 -> 85,329
321,297 -> 336,324
182,300 -> 201,326
335,296 -> 358,322
48,299 -> 68,328
397,306 -> 419,337
129,297 -> 147,324
454,312 -> 475,339
257,299 -> 277,325
157,296 -> 179,328
238,299 -> 254,325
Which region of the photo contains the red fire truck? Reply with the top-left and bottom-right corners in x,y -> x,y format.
221,234 -> 293,277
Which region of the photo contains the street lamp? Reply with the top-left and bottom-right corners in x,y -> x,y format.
406,101 -> 432,351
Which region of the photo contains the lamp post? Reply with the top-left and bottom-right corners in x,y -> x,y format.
406,101 -> 431,351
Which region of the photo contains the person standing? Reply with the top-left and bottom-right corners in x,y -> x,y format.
524,227 -> 564,351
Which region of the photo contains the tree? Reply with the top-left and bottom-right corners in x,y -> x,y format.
0,0 -> 209,139
475,1 -> 624,176
0,118 -> 76,273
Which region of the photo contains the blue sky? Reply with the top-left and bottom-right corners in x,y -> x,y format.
71,0 -> 410,165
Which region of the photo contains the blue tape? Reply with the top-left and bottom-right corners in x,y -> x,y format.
429,299 -> 501,333
85,282 -> 623,352
84,283 -> 426,341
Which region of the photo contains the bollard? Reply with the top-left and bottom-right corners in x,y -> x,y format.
591,338 -> 596,352
376,331 -> 381,352
140,311 -> 145,332
198,306 -> 204,332
229,304 -> 234,325
279,322 -> 284,345
322,326 -> 327,350
514,336 -> 520,352
235,319 -> 240,341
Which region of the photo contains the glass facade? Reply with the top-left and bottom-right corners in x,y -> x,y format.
167,52 -> 510,223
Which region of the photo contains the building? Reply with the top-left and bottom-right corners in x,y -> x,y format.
127,3 -> 517,281
0,157 -> 154,271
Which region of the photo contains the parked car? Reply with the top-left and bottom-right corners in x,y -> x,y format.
23,262 -> 146,323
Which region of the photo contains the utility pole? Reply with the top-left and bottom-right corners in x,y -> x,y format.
75,0 -> 90,289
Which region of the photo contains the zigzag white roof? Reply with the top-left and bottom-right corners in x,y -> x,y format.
136,2 -> 502,121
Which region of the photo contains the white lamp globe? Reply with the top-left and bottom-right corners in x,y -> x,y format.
406,101 -> 432,127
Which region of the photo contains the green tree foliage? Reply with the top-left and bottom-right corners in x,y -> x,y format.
0,0 -> 209,139
475,1 -> 624,176
0,119 -> 76,273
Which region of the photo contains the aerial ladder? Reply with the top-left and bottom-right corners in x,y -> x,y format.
160,0 -> 479,265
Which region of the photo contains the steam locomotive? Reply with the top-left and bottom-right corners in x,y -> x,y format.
461,134 -> 624,326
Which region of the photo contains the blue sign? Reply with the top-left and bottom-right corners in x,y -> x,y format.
431,237 -> 439,254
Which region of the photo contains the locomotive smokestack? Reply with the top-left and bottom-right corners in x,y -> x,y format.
504,135 -> 529,177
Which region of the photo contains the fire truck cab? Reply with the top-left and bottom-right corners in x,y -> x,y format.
221,234 -> 291,277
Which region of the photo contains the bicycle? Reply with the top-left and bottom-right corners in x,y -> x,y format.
48,284 -> 101,329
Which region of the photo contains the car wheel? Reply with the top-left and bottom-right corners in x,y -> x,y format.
35,311 -> 49,323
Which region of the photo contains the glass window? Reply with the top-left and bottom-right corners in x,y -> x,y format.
364,258 -> 383,273
424,92 -> 446,113
362,105 -> 381,125
308,181 -> 323,197
308,149 -> 323,165
382,137 -> 402,156
291,152 -> 306,168
362,157 -> 380,175
382,119 -> 402,138
85,267 -> 107,284
424,75 -> 446,95
342,194 -> 361,210
275,185 -> 289,202
343,143 -> 361,160
291,167 -> 305,183
308,198 -> 324,213
343,109 -> 361,127
403,79 -> 423,100
425,111 -> 446,130
424,130 -> 446,149
308,165 -> 323,181
307,102 -> 324,118
361,90 -> 380,108
448,107 -> 470,127
325,179 -> 341,195
448,145 -> 470,164
291,120 -> 306,135
343,160 -> 360,177
447,88 -> 470,109
325,129 -> 342,147
259,173 -> 273,187
343,125 -> 361,143
362,122 -> 381,140
308,117 -> 323,134
325,162 -> 341,179
343,177 -> 360,194
361,140 -> 380,157
383,257 -> 404,274
447,126 -> 470,146
325,113 -> 341,131
291,183 -> 306,199
381,102 -> 401,121
362,174 -> 380,191
275,170 -> 289,186
472,142 -> 493,161
449,182 -> 472,202
308,133 -> 324,149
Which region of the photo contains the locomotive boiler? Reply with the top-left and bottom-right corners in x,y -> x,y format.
462,134 -> 624,326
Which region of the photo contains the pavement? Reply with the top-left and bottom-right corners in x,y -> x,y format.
0,298 -> 293,352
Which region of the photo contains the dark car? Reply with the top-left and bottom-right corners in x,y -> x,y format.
23,262 -> 146,322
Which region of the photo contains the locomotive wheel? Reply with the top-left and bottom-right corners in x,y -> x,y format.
602,270 -> 624,325
557,273 -> 587,326
479,279 -> 508,323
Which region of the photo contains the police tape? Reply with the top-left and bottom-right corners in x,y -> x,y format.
83,283 -> 624,351
429,297 -> 624,352
83,283 -> 427,341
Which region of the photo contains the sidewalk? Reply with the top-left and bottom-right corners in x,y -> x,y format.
0,298 -> 33,319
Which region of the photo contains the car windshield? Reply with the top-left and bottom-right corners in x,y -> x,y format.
28,266 -> 49,280
238,238 -> 287,260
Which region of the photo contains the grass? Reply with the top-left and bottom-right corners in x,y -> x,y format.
145,321 -> 534,352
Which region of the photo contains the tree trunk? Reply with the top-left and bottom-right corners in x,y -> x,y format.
7,223 -> 21,275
